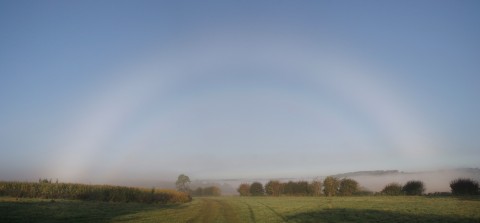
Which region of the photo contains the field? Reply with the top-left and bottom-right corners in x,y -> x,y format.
1,196 -> 480,223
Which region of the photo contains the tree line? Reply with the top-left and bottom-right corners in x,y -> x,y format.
237,177 -> 480,196
237,177 -> 362,197
191,186 -> 221,196
175,174 -> 222,196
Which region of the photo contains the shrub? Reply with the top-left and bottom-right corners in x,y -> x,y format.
450,178 -> 479,195
381,183 -> 403,196
402,181 -> 425,195
250,182 -> 264,196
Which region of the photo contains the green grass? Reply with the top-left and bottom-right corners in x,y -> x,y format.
1,196 -> 480,222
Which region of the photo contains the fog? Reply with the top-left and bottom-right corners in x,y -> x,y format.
146,168 -> 480,195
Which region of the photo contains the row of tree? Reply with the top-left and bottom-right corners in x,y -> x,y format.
380,181 -> 424,195
176,174 -> 478,197
237,177 -> 361,197
175,174 -> 222,196
191,186 -> 221,196
237,177 -> 480,196
380,178 -> 480,196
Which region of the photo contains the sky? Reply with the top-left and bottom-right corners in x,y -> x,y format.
0,0 -> 479,184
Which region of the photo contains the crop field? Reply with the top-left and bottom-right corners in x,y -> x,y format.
1,196 -> 479,223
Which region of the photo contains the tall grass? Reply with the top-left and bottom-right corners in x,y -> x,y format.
0,181 -> 191,204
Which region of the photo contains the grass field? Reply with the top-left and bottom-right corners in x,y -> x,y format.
1,196 -> 479,223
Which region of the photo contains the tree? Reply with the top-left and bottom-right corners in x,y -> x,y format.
323,176 -> 340,196
450,178 -> 479,195
250,182 -> 264,196
402,180 -> 425,195
338,178 -> 359,196
192,187 -> 203,196
265,180 -> 282,196
308,180 -> 322,196
283,181 -> 296,195
237,183 -> 250,196
175,174 -> 191,193
296,181 -> 309,196
203,186 -> 221,196
381,183 -> 403,196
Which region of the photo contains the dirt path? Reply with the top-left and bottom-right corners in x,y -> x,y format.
245,202 -> 257,223
187,198 -> 240,223
215,199 -> 241,223
257,201 -> 288,222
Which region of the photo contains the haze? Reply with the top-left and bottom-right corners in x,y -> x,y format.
1,1 -> 479,186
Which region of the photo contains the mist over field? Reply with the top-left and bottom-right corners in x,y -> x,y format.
1,0 -> 479,190
147,168 -> 480,195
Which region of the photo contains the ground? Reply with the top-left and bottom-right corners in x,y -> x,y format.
1,196 -> 479,222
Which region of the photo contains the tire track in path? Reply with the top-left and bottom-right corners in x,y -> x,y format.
187,198 -> 243,223
215,199 -> 240,223
238,200 -> 257,223
257,201 -> 288,223
246,203 -> 257,223
186,198 -> 217,223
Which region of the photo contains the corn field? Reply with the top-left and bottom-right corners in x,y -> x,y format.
0,181 -> 191,204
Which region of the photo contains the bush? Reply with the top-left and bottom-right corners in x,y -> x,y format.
381,183 -> 403,196
450,178 -> 479,195
402,181 -> 425,195
250,182 -> 264,196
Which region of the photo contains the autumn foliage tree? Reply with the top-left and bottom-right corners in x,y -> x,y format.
323,176 -> 340,196
203,186 -> 221,196
265,180 -> 282,196
237,183 -> 250,196
308,180 -> 322,196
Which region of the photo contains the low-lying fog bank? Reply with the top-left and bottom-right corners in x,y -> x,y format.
201,168 -> 480,195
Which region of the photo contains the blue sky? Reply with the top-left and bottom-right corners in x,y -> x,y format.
0,0 -> 479,184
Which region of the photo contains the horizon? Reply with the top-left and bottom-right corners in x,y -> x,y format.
1,1 -> 480,185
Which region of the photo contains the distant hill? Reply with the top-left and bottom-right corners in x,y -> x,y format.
333,170 -> 401,178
